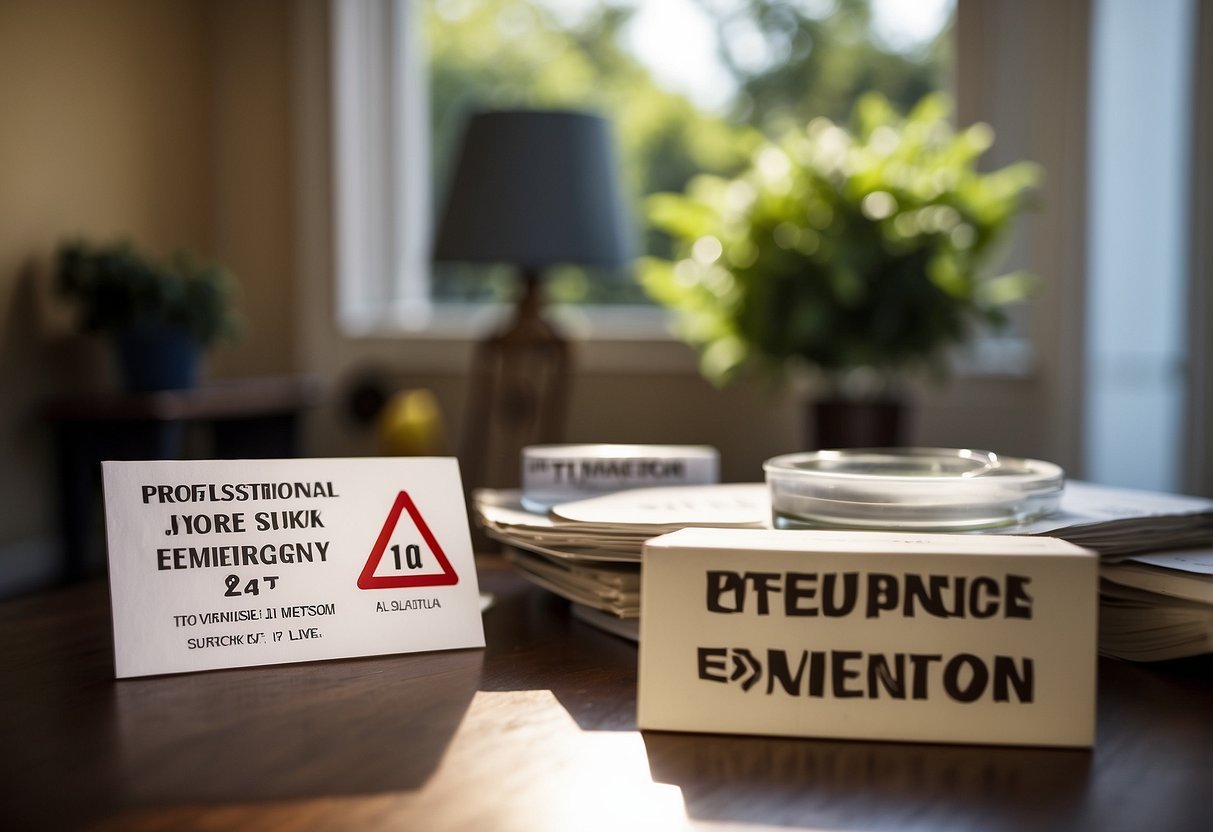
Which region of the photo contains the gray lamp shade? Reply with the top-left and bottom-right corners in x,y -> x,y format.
432,109 -> 632,270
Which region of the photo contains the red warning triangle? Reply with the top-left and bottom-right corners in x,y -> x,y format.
358,491 -> 459,589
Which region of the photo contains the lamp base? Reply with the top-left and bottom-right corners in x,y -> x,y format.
460,268 -> 570,493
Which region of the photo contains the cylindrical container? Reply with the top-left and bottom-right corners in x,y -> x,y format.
764,448 -> 1064,531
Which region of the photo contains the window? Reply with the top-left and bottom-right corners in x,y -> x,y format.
332,0 -> 955,335
1084,0 -> 1197,491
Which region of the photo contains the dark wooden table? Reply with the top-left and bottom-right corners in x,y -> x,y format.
1,556 -> 1210,831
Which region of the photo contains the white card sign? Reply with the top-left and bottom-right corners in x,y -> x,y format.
638,528 -> 1098,747
102,457 -> 485,678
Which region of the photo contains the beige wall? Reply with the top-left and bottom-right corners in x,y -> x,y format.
208,0 -> 295,380
0,0 -> 295,548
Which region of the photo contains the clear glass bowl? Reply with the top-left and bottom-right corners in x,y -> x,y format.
764,448 -> 1064,531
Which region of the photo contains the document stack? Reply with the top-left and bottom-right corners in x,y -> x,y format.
1011,481 -> 1213,558
1096,552 -> 1213,661
1010,482 -> 1213,661
474,484 -> 768,638
475,480 -> 1213,658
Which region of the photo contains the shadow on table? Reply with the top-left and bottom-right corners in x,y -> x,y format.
643,730 -> 1092,830
0,582 -> 483,829
479,575 -> 640,731
111,648 -> 483,805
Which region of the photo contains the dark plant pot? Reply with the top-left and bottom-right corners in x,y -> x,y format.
113,323 -> 202,393
809,398 -> 907,450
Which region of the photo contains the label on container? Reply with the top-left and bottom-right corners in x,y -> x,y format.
638,527 -> 1098,747
522,444 -> 718,512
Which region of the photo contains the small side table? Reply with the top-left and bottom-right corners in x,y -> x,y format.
41,376 -> 323,583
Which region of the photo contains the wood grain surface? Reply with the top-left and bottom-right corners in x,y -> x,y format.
1,556 -> 1210,831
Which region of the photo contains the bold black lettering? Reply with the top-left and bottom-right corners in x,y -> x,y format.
868,653 -> 907,698
731,648 -> 762,691
404,543 -> 421,569
784,572 -> 818,616
807,650 -> 826,697
950,576 -> 968,616
866,573 -> 899,618
767,649 -> 808,695
822,572 -> 858,616
910,654 -> 942,699
903,574 -> 949,617
831,650 -> 863,698
698,647 -> 728,682
749,572 -> 782,615
1005,575 -> 1033,619
970,577 -> 1000,618
993,655 -> 1034,702
943,653 -> 989,703
706,571 -> 744,613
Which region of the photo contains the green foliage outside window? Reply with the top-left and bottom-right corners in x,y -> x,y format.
427,0 -> 952,305
639,93 -> 1039,387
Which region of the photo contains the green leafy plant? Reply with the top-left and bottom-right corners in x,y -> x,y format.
639,93 -> 1039,391
55,240 -> 239,347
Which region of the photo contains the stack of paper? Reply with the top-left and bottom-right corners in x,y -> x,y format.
1017,483 -> 1213,661
1097,550 -> 1213,661
505,547 -> 641,616
474,484 -> 767,632
475,483 -> 768,563
474,480 -> 1213,656
1013,482 -> 1213,558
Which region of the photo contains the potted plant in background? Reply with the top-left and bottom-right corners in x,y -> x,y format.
55,240 -> 240,393
639,93 -> 1039,448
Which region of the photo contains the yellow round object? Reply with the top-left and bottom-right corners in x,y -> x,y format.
376,389 -> 446,456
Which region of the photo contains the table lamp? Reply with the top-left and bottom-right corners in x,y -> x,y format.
433,109 -> 632,490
